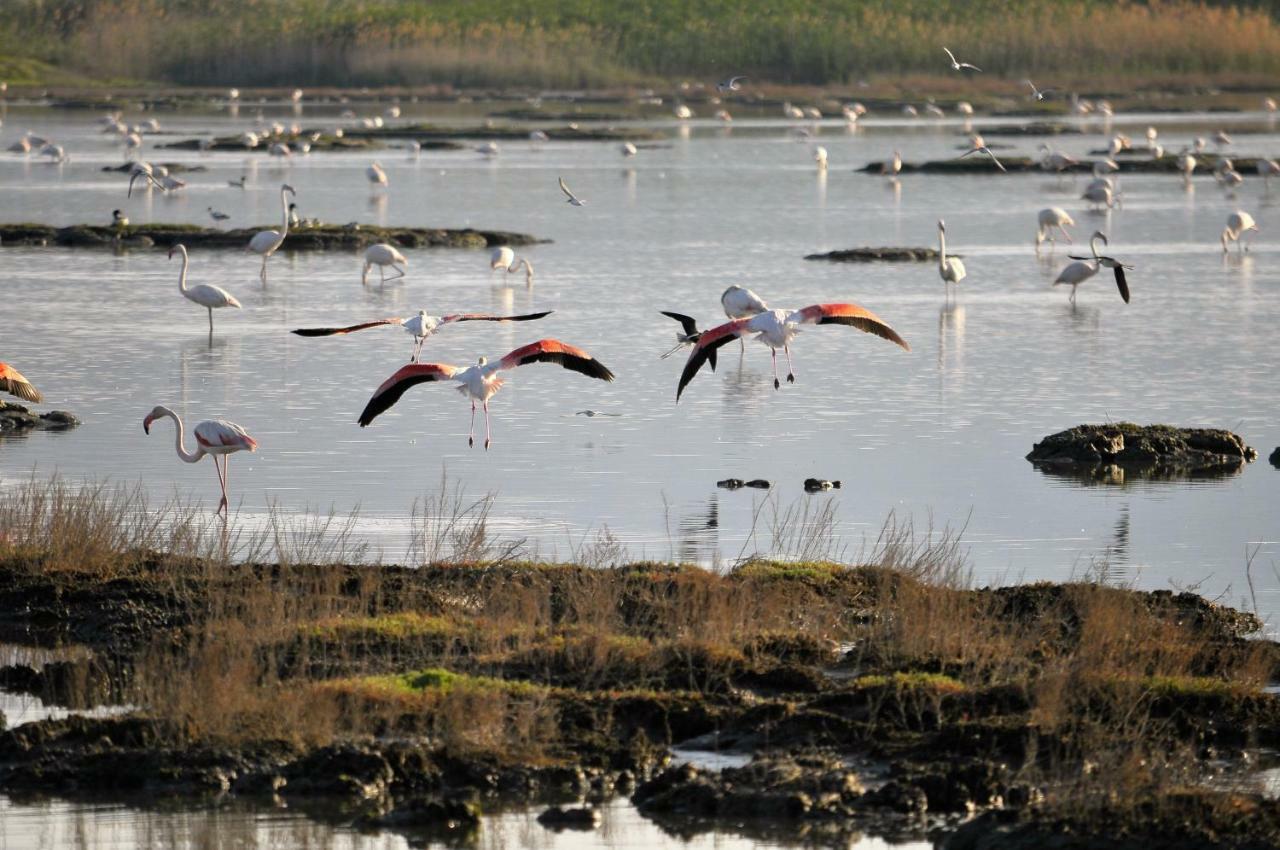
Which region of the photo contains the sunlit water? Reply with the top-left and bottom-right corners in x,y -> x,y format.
0,98 -> 1278,847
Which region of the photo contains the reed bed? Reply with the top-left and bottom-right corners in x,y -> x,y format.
4,1 -> 1280,88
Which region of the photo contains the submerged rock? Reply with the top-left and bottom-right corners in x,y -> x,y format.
537,805 -> 602,830
1026,423 -> 1256,481
0,223 -> 545,251
0,402 -> 80,434
805,246 -> 941,262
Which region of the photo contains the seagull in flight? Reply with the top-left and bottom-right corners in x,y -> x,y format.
956,146 -> 1007,172
559,176 -> 586,206
717,76 -> 747,93
943,47 -> 981,72
208,207 -> 231,222
575,409 -> 621,417
1025,79 -> 1054,101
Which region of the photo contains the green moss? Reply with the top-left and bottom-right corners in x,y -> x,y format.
328,667 -> 548,700
733,560 -> 847,583
1139,675 -> 1252,699
303,611 -> 460,642
855,671 -> 966,694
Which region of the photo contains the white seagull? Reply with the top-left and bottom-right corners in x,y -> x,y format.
559,176 -> 586,206
943,47 -> 981,72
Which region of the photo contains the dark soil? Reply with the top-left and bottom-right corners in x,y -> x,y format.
858,153 -> 1274,175
804,247 -> 942,262
0,402 -> 79,435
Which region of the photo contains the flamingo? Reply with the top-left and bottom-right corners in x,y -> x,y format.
1039,143 -> 1078,174
293,309 -> 553,363
1068,237 -> 1132,303
1256,159 -> 1280,189
143,406 -> 258,515
0,362 -> 42,403
357,339 -> 615,449
1054,231 -> 1127,302
127,162 -> 166,196
367,162 -> 388,188
956,102 -> 974,116
676,303 -> 909,398
559,177 -> 586,206
1036,208 -> 1076,249
1177,149 -> 1197,183
942,47 -> 981,72
674,104 -> 693,120
814,146 -> 828,170
880,150 -> 902,178
722,285 -> 769,353
246,183 -> 296,282
937,220 -> 966,297
362,243 -> 408,284
490,246 -> 516,271
1081,182 -> 1118,210
1221,211 -> 1258,253
169,244 -> 242,333
497,255 -> 535,286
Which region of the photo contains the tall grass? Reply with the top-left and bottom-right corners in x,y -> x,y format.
4,1 -> 1280,88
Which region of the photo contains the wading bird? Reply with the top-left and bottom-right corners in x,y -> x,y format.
362,243 -> 408,284
717,76 -> 746,93
357,339 -> 615,448
126,162 -> 165,196
367,162 -> 388,188
676,303 -> 909,398
246,183 -> 296,282
814,146 -> 828,170
1036,208 -> 1076,248
943,47 -> 981,72
658,311 -> 717,367
937,220 -> 967,297
1054,231 -> 1124,303
293,309 -> 553,363
0,362 -> 42,402
208,207 -> 230,223
1257,159 -> 1280,188
143,406 -> 258,515
1221,210 -> 1258,253
722,285 -> 769,353
559,176 -> 586,206
170,244 -> 242,333
1068,235 -> 1132,303
880,150 -> 902,178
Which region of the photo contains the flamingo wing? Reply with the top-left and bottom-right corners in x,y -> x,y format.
493,339 -> 615,382
1113,265 -> 1131,303
358,363 -> 459,427
291,318 -> 405,337
195,419 -> 258,451
0,362 -> 43,403
786,304 -> 911,351
440,311 -> 554,325
676,318 -> 752,401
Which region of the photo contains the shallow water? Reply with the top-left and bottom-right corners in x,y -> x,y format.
1,96 -> 1279,848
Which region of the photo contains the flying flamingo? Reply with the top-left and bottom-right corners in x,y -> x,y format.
362,243 -> 408,284
937,220 -> 967,297
170,244 -> 242,333
143,406 -> 258,515
292,309 -> 554,362
357,339 -> 615,449
246,183 -> 296,282
0,362 -> 42,402
675,303 -> 910,399
1222,210 -> 1258,253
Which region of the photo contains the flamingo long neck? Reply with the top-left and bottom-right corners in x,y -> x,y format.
278,188 -> 291,241
938,228 -> 948,270
163,408 -> 203,464
1090,235 -> 1103,259
175,248 -> 190,295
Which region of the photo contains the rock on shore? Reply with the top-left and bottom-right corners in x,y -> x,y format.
0,401 -> 79,434
1026,423 -> 1256,479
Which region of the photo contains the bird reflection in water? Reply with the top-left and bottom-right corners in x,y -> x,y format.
672,495 -> 720,565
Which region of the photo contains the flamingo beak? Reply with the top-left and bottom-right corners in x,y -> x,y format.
167,246 -> 175,260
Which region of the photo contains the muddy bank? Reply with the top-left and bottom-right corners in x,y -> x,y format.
0,223 -> 545,251
159,133 -> 406,153
2,554 -> 1279,848
805,247 -> 941,262
858,153 -> 1276,175
1027,423 -> 1257,481
0,402 -> 79,435
339,122 -> 661,143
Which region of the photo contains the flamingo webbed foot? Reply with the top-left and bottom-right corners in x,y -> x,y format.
468,436 -> 475,447
484,438 -> 491,450
786,373 -> 795,383
773,378 -> 781,390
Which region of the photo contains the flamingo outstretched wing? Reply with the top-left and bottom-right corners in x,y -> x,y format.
494,339 -> 615,381
358,363 -> 459,427
787,304 -> 911,351
0,362 -> 43,403
676,318 -> 752,401
292,318 -> 406,337
441,311 -> 554,325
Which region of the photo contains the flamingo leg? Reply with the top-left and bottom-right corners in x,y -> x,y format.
784,345 -> 795,384
211,455 -> 227,515
379,265 -> 386,285
207,307 -> 214,334
770,349 -> 780,390
483,400 -> 491,450
1070,284 -> 1078,303
468,400 -> 476,447
1061,227 -> 1073,244
222,456 -> 231,515
389,264 -> 405,280
260,256 -> 268,283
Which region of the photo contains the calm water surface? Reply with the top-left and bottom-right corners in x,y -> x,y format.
0,98 -> 1278,847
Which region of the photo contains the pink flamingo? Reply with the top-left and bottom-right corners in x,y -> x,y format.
358,339 -> 614,449
143,406 -> 259,515
676,303 -> 910,400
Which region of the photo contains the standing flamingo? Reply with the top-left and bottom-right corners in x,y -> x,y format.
937,220 -> 967,297
357,339 -> 615,449
362,243 -> 408,284
246,183 -> 296,282
676,303 -> 909,399
143,406 -> 258,515
1036,208 -> 1076,249
367,162 -> 388,188
1221,211 -> 1258,253
490,247 -> 534,285
292,309 -> 554,362
1053,231 -> 1118,302
170,244 -> 242,333
0,362 -> 42,402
